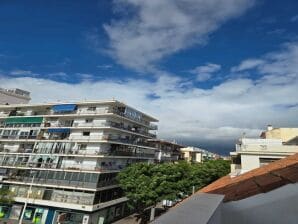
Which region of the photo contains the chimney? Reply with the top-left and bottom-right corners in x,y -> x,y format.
267,125 -> 273,131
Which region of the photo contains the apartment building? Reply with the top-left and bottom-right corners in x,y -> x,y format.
0,100 -> 158,224
0,88 -> 31,105
181,147 -> 219,163
147,139 -> 184,162
230,125 -> 298,175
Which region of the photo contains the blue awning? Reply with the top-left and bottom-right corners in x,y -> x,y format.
52,104 -> 77,113
48,128 -> 71,133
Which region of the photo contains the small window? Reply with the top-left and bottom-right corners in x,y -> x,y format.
83,132 -> 90,136
3,130 -> 11,136
79,144 -> 87,150
85,119 -> 93,123
11,130 -> 19,136
87,106 -> 96,111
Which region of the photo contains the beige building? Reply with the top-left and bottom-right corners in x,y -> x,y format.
181,147 -> 218,163
230,125 -> 298,175
0,88 -> 31,104
260,125 -> 298,143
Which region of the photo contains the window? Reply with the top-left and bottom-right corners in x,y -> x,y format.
83,132 -> 90,136
85,119 -> 93,123
87,106 -> 96,111
11,130 -> 19,136
79,144 -> 87,150
3,130 -> 11,136
259,158 -> 280,166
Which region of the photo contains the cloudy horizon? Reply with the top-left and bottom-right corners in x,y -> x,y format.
1,0 -> 298,154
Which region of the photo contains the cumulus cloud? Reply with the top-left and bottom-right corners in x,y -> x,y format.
2,42 -> 298,154
190,63 -> 221,82
103,0 -> 255,71
231,59 -> 264,72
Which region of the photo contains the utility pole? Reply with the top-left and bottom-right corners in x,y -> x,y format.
19,172 -> 35,224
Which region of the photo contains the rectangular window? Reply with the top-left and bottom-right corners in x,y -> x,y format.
85,119 -> 93,123
3,130 -> 11,136
79,144 -> 87,150
87,106 -> 96,111
83,132 -> 90,136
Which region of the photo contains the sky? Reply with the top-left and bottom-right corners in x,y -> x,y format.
1,0 -> 298,154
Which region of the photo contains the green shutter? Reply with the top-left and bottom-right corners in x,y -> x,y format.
5,116 -> 43,124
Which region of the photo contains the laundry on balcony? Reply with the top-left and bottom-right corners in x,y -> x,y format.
52,104 -> 77,113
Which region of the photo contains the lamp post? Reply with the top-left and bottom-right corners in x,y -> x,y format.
19,171 -> 35,224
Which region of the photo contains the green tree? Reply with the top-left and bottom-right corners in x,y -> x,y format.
117,160 -> 230,219
0,188 -> 14,204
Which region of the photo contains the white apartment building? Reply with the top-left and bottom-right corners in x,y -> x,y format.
180,147 -> 219,163
0,100 -> 158,224
230,126 -> 298,175
147,139 -> 184,162
0,88 -> 31,104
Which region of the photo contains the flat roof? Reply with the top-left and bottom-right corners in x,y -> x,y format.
153,193 -> 224,224
147,139 -> 184,148
0,99 -> 158,122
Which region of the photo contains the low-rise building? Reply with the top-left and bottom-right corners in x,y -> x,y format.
0,88 -> 31,104
230,125 -> 298,175
181,147 -> 219,163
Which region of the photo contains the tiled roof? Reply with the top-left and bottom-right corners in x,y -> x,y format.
200,153 -> 298,202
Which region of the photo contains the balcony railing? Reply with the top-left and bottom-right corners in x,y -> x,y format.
0,161 -> 128,172
43,121 -> 157,138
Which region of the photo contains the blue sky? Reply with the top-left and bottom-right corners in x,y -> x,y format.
1,0 -> 298,154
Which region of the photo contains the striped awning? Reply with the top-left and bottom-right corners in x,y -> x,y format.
5,116 -> 43,124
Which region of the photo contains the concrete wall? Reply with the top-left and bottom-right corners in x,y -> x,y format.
0,91 -> 30,104
265,128 -> 298,142
240,154 -> 285,172
222,183 -> 298,224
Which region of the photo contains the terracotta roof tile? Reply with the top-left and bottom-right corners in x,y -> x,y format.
199,153 -> 298,202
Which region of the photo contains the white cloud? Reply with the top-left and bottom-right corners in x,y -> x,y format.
103,0 -> 254,71
10,70 -> 34,76
2,41 -> 298,154
231,59 -> 264,72
291,15 -> 298,22
190,63 -> 221,82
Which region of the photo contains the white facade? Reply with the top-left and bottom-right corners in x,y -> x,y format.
0,100 -> 158,224
181,146 -> 219,163
230,137 -> 298,175
0,88 -> 31,104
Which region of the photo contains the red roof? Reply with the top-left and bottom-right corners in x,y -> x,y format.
200,153 -> 298,202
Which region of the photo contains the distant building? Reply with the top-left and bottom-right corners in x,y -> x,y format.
0,88 -> 31,104
181,146 -> 219,163
153,153 -> 298,224
148,139 -> 184,162
230,125 -> 298,175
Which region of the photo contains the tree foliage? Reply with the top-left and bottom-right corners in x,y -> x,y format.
0,188 -> 14,204
117,160 -> 230,213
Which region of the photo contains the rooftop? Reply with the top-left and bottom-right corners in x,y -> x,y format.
0,99 -> 158,121
200,153 -> 298,202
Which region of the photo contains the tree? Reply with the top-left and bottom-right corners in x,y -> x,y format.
0,188 -> 14,205
117,160 -> 230,221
